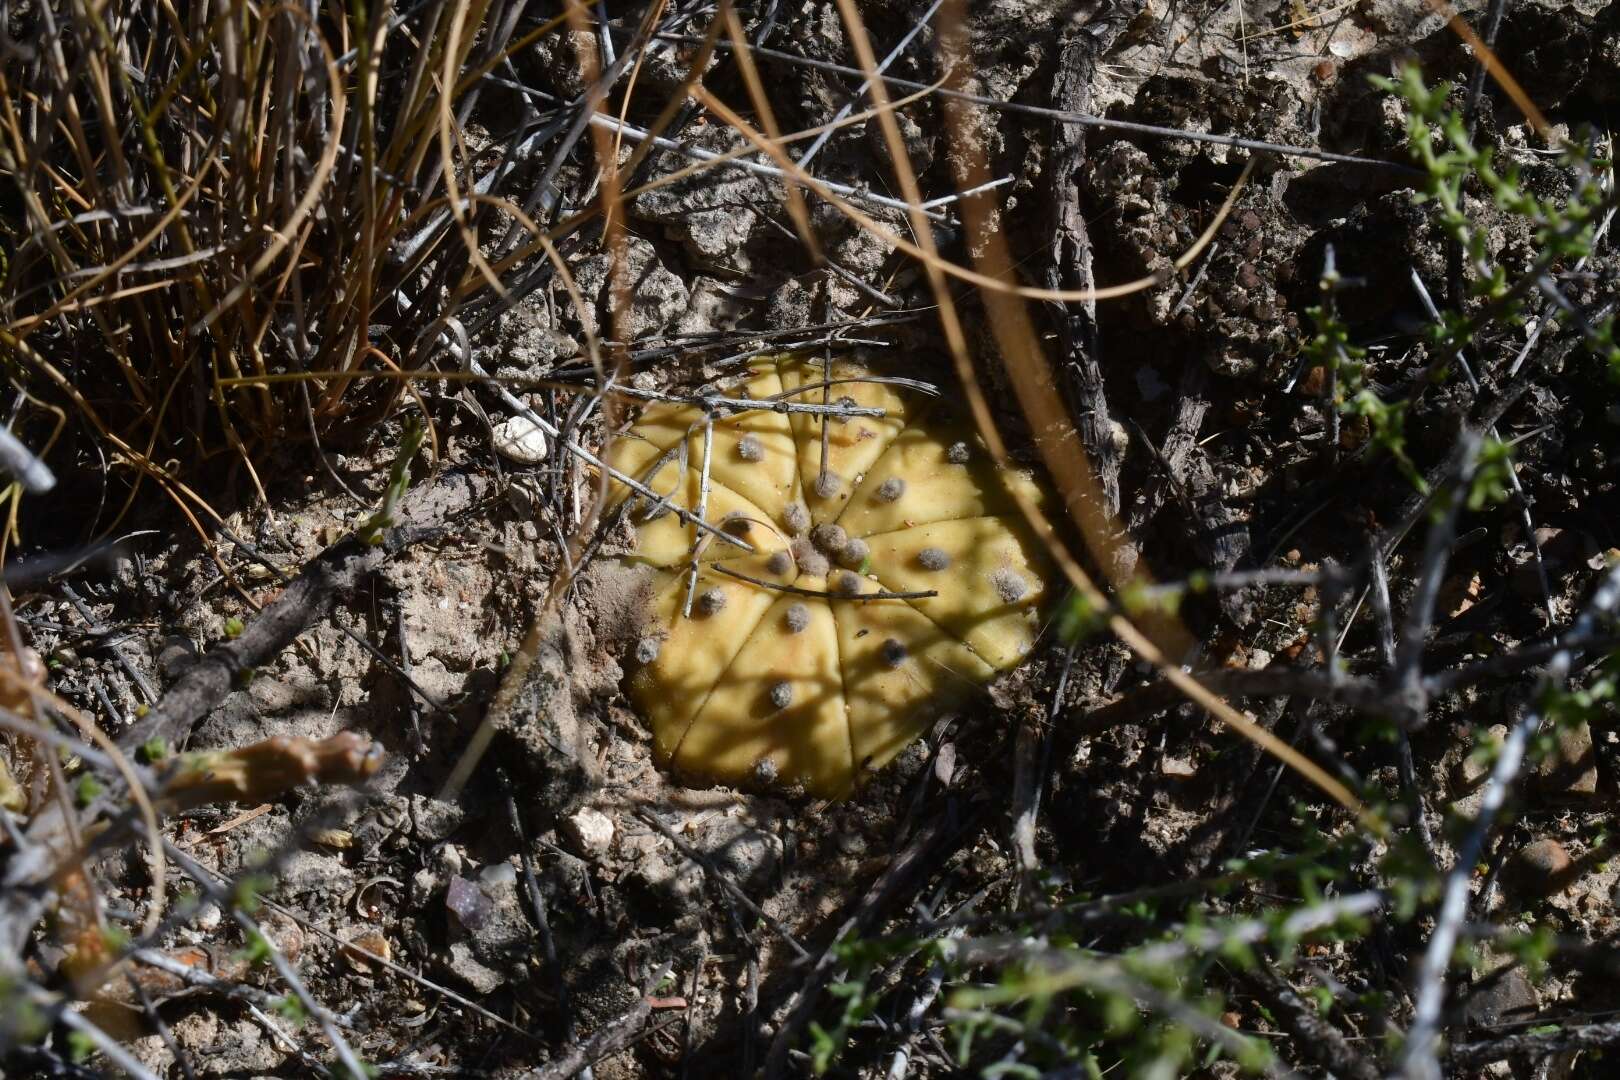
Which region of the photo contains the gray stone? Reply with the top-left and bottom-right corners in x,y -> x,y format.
442,868 -> 532,991
630,852 -> 704,909
409,795 -> 466,844
571,235 -> 689,339
1160,756 -> 1198,779
703,817 -> 782,891
1454,725 -> 1510,791
444,940 -> 504,995
274,850 -> 354,902
631,131 -> 770,271
1537,720 -> 1599,798
1464,959 -> 1540,1029
492,299 -> 578,380
1504,839 -> 1575,899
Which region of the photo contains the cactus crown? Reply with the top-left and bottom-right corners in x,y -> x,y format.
606,355 -> 1052,797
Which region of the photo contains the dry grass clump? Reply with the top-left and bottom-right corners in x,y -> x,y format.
0,2 -> 558,539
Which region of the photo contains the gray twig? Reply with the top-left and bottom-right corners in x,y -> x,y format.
1396,564 -> 1620,1079
1391,431 -> 1483,729
647,33 -> 1420,170
711,562 -> 937,601
635,809 -> 809,961
526,963 -> 675,1080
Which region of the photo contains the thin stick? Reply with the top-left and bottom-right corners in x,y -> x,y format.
795,0 -> 944,169
635,810 -> 810,960
682,416 -> 714,618
163,842 -> 370,1080
1395,563 -> 1620,1079
503,773 -> 583,1059
38,991 -> 165,1080
1391,432 -> 1482,729
818,349 -> 832,493
650,31 -> 1420,171
613,385 -> 888,417
582,110 -> 951,222
1411,271 -> 1553,623
711,563 -> 937,601
463,355 -> 751,553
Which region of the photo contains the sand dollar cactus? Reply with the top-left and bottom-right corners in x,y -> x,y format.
607,356 -> 1052,797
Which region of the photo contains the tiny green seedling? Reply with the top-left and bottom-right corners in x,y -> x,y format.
606,355 -> 1054,797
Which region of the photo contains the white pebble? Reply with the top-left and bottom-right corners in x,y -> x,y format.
492,415 -> 550,464
562,808 -> 615,858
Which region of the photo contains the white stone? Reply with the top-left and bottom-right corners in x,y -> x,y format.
563,807 -> 615,858
492,415 -> 549,465
1160,755 -> 1197,779
193,901 -> 223,932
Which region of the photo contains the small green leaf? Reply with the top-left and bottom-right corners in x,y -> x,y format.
74,773 -> 103,806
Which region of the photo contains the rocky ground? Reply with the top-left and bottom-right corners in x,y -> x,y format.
4,0 -> 1620,1077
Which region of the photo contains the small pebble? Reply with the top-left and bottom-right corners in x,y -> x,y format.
784,603 -> 811,633
814,470 -> 842,499
946,441 -> 971,464
879,638 -> 907,668
765,550 -> 793,575
768,680 -> 794,709
341,928 -> 392,975
697,588 -> 727,615
1160,756 -> 1197,779
833,571 -> 862,596
735,434 -> 764,461
492,415 -> 550,465
782,503 -> 810,534
194,902 -> 223,933
990,568 -> 1027,602
837,538 -> 869,569
635,637 -> 662,664
811,523 -> 847,553
1506,839 -> 1573,898
917,547 -> 951,571
562,807 -> 616,859
875,476 -> 905,502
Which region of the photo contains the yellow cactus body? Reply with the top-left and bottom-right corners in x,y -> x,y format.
616,356 -> 1052,797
